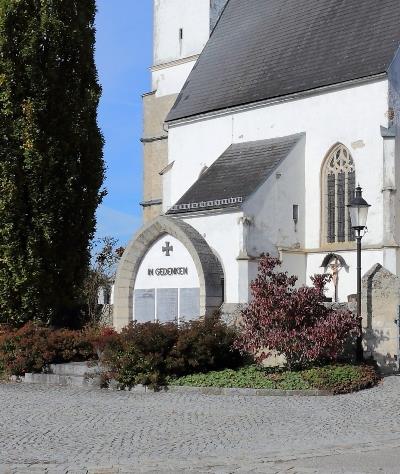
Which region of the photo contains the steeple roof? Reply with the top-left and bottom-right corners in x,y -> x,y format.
166,0 -> 400,122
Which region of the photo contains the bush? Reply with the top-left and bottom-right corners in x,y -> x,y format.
171,364 -> 381,394
302,363 -> 381,394
171,366 -> 276,389
101,322 -> 179,390
0,322 -> 97,376
235,255 -> 360,370
101,316 -> 246,390
168,314 -> 245,376
84,325 -> 119,359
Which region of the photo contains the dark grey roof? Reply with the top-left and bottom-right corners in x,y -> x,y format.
167,134 -> 302,215
210,0 -> 229,32
167,0 -> 400,122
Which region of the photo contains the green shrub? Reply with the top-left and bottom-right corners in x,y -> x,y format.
171,364 -> 380,394
171,366 -> 275,389
302,364 -> 381,394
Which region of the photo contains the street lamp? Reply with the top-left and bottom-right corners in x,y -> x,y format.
348,186 -> 371,362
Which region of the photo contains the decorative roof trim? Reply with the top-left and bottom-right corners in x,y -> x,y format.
167,73 -> 387,126
168,207 -> 242,219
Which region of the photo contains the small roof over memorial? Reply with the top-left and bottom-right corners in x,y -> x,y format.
167,134 -> 302,215
166,0 -> 400,122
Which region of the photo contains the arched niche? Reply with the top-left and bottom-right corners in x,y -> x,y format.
113,216 -> 224,330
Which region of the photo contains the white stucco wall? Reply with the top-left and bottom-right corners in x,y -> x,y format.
165,116 -> 234,211
153,0 -> 210,66
243,135 -> 306,255
183,212 -> 244,303
166,79 -> 392,303
167,80 -> 389,249
152,60 -> 197,98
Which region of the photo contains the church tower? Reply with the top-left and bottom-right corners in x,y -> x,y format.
141,0 -> 228,221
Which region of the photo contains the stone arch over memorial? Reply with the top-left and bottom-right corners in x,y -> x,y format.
113,216 -> 224,330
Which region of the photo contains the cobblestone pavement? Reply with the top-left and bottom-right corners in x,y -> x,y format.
1,377 -> 400,473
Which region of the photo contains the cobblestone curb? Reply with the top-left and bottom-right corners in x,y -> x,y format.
22,373 -> 333,396
166,385 -> 332,396
110,383 -> 332,397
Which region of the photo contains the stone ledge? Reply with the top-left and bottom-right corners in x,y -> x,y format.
24,373 -> 101,388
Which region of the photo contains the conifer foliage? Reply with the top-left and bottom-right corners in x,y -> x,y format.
235,255 -> 360,370
0,0 -> 105,326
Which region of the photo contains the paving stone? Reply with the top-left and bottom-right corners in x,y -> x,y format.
1,378 -> 400,472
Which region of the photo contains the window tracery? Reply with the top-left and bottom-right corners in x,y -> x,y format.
323,144 -> 356,244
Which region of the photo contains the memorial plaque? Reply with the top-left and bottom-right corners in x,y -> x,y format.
134,289 -> 155,322
180,288 -> 200,320
157,288 -> 178,322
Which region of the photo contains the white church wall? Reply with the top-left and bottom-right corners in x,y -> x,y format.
279,251 -> 307,287
232,81 -> 387,250
153,0 -> 210,66
167,79 -> 389,251
152,60 -> 197,98
165,115 -> 233,212
182,211 -> 244,303
243,135 -> 306,255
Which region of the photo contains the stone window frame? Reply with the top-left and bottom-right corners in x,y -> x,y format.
321,143 -> 356,246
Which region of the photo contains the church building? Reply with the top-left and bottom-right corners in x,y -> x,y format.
114,0 -> 400,368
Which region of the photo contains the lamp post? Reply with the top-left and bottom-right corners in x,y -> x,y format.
347,186 -> 371,362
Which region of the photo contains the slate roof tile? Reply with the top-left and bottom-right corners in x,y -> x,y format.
166,0 -> 400,122
167,134 -> 302,215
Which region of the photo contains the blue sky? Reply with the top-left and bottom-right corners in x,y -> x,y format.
94,0 -> 153,245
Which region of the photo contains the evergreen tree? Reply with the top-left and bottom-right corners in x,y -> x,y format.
0,0 -> 105,326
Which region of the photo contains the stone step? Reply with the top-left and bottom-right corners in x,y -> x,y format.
49,362 -> 101,377
24,372 -> 101,388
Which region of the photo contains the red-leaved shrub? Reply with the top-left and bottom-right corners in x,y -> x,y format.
234,255 -> 360,370
0,322 -> 98,376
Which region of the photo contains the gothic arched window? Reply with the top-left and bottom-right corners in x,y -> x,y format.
322,144 -> 356,244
